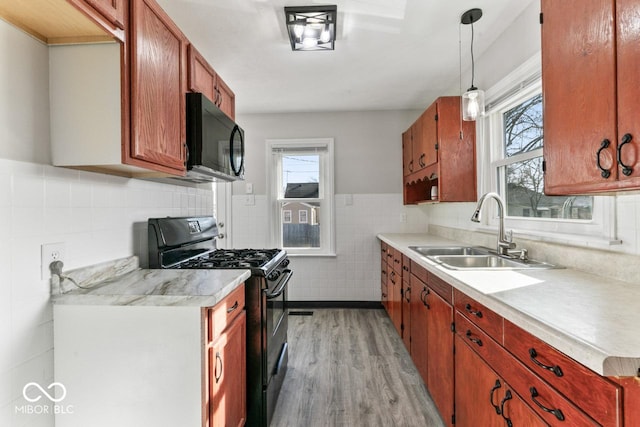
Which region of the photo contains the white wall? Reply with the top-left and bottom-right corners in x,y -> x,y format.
230,111 -> 428,301
0,20 -> 213,427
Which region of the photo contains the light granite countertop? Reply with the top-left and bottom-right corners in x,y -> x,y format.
378,233 -> 640,377
51,256 -> 250,307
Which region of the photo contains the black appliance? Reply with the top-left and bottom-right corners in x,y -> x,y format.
147,216 -> 290,427
184,92 -> 245,183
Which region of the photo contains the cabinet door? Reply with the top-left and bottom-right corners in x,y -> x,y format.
410,118 -> 423,172
388,268 -> 402,336
401,277 -> 411,351
421,103 -> 438,168
541,0 -> 618,194
84,0 -> 126,29
426,287 -> 454,427
616,0 -> 640,184
402,129 -> 413,176
454,335 -> 504,427
215,74 -> 236,121
187,44 -> 216,103
130,0 -> 187,173
211,311 -> 247,427
409,276 -> 429,384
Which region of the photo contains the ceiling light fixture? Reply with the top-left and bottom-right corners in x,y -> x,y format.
460,8 -> 484,121
284,5 -> 337,51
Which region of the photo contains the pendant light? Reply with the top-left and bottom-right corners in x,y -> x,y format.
460,8 -> 484,121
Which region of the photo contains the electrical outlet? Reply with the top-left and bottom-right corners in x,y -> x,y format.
41,242 -> 66,279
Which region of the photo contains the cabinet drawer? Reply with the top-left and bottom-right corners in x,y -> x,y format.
402,254 -> 410,277
427,272 -> 452,304
456,312 -> 597,426
209,284 -> 245,341
391,248 -> 403,273
504,320 -> 621,426
454,289 -> 503,342
410,260 -> 428,284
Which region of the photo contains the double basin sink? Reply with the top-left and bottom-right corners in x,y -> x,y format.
409,246 -> 557,270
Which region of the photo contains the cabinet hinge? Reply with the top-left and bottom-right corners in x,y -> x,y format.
450,322 -> 456,333
435,143 -> 439,150
434,114 -> 439,121
451,414 -> 456,424
401,323 -> 404,331
539,12 -> 543,24
542,159 -> 546,173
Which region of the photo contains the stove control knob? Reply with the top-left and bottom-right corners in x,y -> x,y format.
281,258 -> 290,267
267,271 -> 281,281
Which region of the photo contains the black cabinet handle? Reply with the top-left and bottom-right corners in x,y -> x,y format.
214,351 -> 223,384
617,133 -> 633,176
465,330 -> 483,347
419,153 -> 426,167
421,288 -> 430,308
409,160 -> 414,172
529,387 -> 565,421
465,303 -> 483,318
597,139 -> 612,179
226,301 -> 239,314
529,348 -> 563,377
500,390 -> 514,427
404,286 -> 411,303
489,379 -> 502,415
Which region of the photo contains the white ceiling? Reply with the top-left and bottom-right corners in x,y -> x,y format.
156,0 -> 533,115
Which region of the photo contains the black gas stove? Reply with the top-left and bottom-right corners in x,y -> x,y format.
147,216 -> 290,427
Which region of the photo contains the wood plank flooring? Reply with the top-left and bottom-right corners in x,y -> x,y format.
270,309 -> 446,427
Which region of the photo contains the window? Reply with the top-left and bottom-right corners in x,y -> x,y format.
481,57 -> 615,242
268,138 -> 335,255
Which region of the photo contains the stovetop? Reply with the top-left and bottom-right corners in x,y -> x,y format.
176,249 -> 283,269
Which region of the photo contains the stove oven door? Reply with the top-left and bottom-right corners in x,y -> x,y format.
264,269 -> 292,423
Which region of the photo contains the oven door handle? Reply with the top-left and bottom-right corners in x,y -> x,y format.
265,269 -> 293,299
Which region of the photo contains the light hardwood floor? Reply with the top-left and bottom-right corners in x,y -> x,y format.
270,309 -> 446,427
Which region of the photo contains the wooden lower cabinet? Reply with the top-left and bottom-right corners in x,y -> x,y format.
409,274 -> 429,383
455,335 -> 546,427
425,283 -> 454,426
210,311 -> 247,427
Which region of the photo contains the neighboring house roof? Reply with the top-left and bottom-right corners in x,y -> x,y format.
285,183 -> 319,198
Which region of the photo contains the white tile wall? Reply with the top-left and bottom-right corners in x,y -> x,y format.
231,193 -> 428,301
0,159 -> 213,427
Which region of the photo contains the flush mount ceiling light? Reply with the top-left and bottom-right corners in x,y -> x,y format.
284,5 -> 337,51
460,8 -> 485,121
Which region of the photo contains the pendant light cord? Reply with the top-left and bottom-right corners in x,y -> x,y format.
458,22 -> 463,139
470,22 -> 475,89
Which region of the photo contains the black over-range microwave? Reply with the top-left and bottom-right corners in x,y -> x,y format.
184,92 -> 245,183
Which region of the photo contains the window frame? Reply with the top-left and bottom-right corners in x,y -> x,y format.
267,138 -> 335,256
478,56 -> 618,244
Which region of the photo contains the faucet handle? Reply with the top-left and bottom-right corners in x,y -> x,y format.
505,229 -> 513,243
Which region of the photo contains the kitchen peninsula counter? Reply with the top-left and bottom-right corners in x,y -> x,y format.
378,233 -> 640,377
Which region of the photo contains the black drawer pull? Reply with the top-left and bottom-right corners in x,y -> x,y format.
529,348 -> 563,377
597,139 -> 612,179
500,390 -> 514,427
529,387 -> 565,421
465,330 -> 483,347
226,301 -> 239,314
404,286 -> 411,303
465,303 -> 483,318
490,379 -> 502,415
617,133 -> 633,176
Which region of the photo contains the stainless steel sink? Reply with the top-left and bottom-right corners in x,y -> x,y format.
409,245 -> 558,270
430,254 -> 557,270
409,246 -> 490,257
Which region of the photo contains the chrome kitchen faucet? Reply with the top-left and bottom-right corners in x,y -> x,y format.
471,192 -> 527,260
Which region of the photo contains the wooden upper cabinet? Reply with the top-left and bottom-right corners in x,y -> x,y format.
188,44 -> 236,120
418,103 -> 438,170
129,0 -> 187,174
82,0 -> 126,30
542,0 -> 640,194
402,96 -> 476,204
402,128 -> 413,176
188,44 -> 216,105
